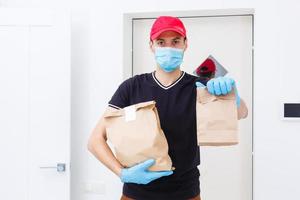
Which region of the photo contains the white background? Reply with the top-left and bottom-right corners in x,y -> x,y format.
1,0 -> 299,200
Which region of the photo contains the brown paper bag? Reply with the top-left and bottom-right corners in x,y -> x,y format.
103,100 -> 174,171
196,87 -> 238,146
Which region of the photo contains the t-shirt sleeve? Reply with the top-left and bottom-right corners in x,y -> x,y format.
108,78 -> 131,109
195,77 -> 208,86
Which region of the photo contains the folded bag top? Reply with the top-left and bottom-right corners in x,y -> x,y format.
196,87 -> 236,104
103,101 -> 156,118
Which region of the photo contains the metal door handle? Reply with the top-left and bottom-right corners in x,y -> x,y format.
39,163 -> 66,172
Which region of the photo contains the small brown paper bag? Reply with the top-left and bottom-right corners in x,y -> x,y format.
196,88 -> 238,146
103,100 -> 174,171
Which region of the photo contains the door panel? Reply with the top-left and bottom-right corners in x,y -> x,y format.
0,26 -> 30,200
0,8 -> 70,200
132,15 -> 253,200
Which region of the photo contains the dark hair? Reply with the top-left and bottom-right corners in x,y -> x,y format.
149,36 -> 187,43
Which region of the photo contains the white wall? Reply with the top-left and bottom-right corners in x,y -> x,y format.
1,0 -> 300,199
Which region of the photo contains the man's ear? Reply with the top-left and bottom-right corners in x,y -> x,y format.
149,40 -> 155,53
184,38 -> 188,51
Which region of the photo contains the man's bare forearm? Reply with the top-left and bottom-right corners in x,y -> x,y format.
87,113 -> 123,177
88,138 -> 123,176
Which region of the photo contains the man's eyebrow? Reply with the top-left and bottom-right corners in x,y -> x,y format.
156,38 -> 164,41
172,37 -> 181,40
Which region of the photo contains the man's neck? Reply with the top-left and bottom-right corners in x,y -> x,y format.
154,67 -> 183,87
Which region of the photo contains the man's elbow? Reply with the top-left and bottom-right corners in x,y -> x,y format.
87,116 -> 107,152
87,133 -> 100,153
237,98 -> 248,120
87,130 -> 107,154
87,137 -> 94,153
238,109 -> 248,120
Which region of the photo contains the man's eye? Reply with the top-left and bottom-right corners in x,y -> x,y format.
157,41 -> 164,45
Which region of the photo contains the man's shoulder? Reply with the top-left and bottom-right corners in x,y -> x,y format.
122,72 -> 152,84
182,71 -> 199,83
182,71 -> 208,86
184,71 -> 198,79
132,72 -> 152,80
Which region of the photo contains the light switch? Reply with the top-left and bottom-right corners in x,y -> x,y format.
83,181 -> 106,195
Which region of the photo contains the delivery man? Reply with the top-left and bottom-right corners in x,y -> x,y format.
87,16 -> 248,200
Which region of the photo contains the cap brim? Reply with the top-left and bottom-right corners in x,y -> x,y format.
151,27 -> 186,40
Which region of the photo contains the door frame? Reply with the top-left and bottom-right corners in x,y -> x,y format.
123,8 -> 255,200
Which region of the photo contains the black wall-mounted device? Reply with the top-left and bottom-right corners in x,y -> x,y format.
284,103 -> 300,118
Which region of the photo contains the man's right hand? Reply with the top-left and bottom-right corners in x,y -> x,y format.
119,159 -> 173,184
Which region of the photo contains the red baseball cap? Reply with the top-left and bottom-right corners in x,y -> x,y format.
150,16 -> 186,40
196,58 -> 216,75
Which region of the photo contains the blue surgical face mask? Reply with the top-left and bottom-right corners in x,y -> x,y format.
154,47 -> 184,72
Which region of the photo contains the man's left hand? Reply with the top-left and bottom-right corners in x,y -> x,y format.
206,77 -> 241,107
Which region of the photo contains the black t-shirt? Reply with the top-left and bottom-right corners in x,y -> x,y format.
108,70 -> 206,200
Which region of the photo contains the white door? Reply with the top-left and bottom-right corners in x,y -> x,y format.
0,8 -> 71,200
129,11 -> 253,200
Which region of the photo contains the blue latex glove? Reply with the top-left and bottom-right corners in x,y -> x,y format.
195,77 -> 241,108
120,159 -> 173,184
